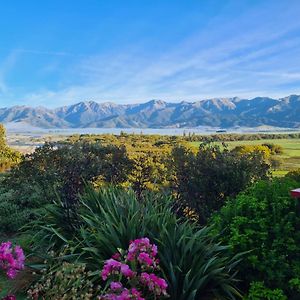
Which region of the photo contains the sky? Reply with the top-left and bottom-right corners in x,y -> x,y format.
1,0 -> 300,108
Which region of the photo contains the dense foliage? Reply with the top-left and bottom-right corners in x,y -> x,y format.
171,143 -> 270,223
211,177 -> 300,299
0,134 -> 272,234
27,187 -> 242,300
0,141 -> 131,233
68,131 -> 300,144
0,125 -> 21,172
27,261 -> 97,300
1,123 -> 299,299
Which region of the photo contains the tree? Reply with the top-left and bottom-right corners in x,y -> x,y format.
0,124 -> 21,172
170,143 -> 270,224
7,142 -> 132,206
128,152 -> 169,199
0,124 -> 6,148
2,141 -> 132,231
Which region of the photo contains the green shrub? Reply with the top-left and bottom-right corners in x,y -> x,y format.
0,141 -> 132,234
0,124 -> 22,171
285,169 -> 300,183
171,143 -> 270,224
27,261 -> 98,300
211,178 -> 300,298
6,142 -> 132,206
245,282 -> 287,300
262,143 -> 284,155
0,180 -> 45,234
29,187 -> 242,300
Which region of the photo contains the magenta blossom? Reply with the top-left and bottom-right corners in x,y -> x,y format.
140,273 -> 168,296
99,237 -> 168,299
110,282 -> 123,290
127,238 -> 157,263
1,295 -> 17,300
0,242 -> 25,279
126,238 -> 159,271
101,259 -> 135,281
99,288 -> 145,300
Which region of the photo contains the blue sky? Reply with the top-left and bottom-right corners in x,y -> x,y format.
1,0 -> 300,107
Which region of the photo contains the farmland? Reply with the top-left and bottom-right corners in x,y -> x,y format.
191,138 -> 300,175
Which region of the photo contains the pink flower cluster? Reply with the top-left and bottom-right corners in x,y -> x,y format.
127,238 -> 158,269
101,259 -> 135,281
140,273 -> 168,296
99,238 -> 168,300
1,295 -> 17,300
0,241 -> 25,279
100,282 -> 143,300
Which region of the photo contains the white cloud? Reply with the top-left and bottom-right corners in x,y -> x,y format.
2,0 -> 300,107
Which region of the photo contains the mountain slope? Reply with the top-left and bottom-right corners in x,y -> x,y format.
1,95 -> 300,129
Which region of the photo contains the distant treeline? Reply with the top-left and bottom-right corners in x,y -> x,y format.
67,131 -> 300,146
183,132 -> 300,142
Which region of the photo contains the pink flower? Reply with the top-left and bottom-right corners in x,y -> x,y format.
101,259 -> 134,281
127,238 -> 159,269
110,282 -> 123,290
138,252 -> 154,267
120,264 -> 134,278
2,295 -> 16,300
140,273 -> 168,296
6,268 -> 17,279
0,242 -> 25,280
99,288 -> 145,300
112,252 -> 121,261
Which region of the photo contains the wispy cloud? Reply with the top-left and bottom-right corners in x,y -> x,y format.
2,0 -> 300,107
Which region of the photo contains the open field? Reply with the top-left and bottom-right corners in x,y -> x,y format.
191,138 -> 300,175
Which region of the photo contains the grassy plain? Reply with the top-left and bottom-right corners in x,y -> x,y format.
191,138 -> 300,175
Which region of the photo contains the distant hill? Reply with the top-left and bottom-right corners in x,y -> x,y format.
1,95 -> 300,129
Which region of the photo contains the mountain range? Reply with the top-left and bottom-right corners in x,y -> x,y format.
1,94 -> 300,129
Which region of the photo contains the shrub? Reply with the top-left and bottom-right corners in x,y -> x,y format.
246,282 -> 287,300
0,174 -> 48,235
171,143 -> 270,224
6,142 -> 132,206
27,261 -> 97,300
0,141 -> 132,234
128,153 -> 169,199
232,145 -> 271,159
29,187 -> 242,300
0,188 -> 36,234
211,178 -> 300,298
262,143 -> 284,155
285,169 -> 300,183
0,124 -> 21,172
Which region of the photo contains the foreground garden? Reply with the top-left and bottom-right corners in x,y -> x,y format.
1,125 -> 300,299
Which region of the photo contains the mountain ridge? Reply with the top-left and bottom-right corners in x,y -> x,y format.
1,95 -> 300,129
